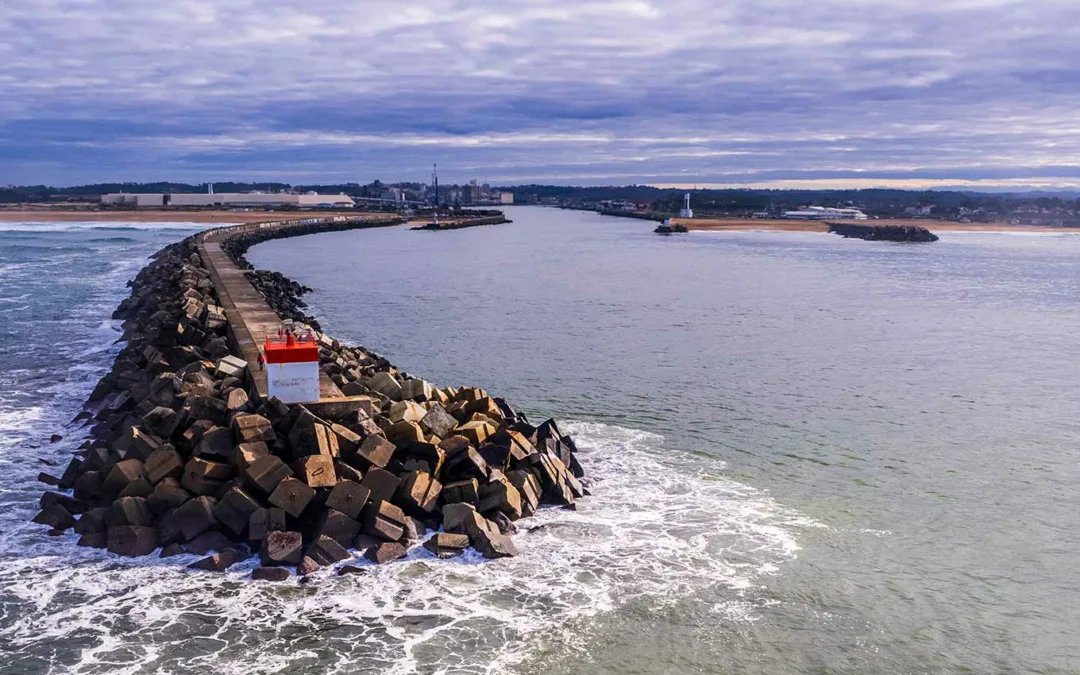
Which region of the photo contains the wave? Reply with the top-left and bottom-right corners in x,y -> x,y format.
0,222 -> 221,233
0,419 -> 809,674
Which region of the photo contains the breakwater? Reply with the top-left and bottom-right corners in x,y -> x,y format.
410,214 -> 510,230
31,216 -> 586,579
829,221 -> 939,242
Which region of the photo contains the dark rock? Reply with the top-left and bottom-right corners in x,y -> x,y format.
107,525 -> 159,556
362,500 -> 407,541
252,566 -> 291,581
174,496 -> 218,540
364,541 -> 407,564
306,535 -> 350,566
260,530 -> 303,565
185,530 -> 232,555
325,480 -> 371,520
267,477 -> 315,518
423,532 -> 470,558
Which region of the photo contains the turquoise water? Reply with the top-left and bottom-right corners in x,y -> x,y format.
1,210 -> 1078,673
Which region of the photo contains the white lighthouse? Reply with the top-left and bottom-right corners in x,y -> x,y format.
679,192 -> 693,218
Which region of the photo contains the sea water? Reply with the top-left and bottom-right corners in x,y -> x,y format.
1,209 -> 1078,673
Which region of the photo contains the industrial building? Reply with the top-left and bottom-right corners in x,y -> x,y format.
781,206 -> 868,220
100,192 -> 355,209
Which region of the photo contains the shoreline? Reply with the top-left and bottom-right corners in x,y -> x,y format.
670,217 -> 1080,234
0,208 -> 370,223
33,214 -> 584,578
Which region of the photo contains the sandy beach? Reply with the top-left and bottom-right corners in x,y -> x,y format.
0,208 -> 367,223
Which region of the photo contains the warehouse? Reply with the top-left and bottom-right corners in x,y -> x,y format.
100,192 -> 355,208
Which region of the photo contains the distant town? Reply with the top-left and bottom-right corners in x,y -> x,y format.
4,180 -> 1080,227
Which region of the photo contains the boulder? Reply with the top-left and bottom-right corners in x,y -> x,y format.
72,471 -> 104,501
505,470 -> 541,518
260,530 -> 303,566
234,442 -> 269,471
419,404 -> 457,439
215,355 -> 248,379
297,556 -> 321,576
289,408 -> 339,458
388,400 -> 425,424
141,406 -> 179,438
471,528 -> 519,559
478,475 -> 523,520
252,567 -> 291,582
360,468 -> 400,503
267,477 -> 315,518
188,546 -> 247,572
306,535 -> 350,566
362,500 -> 407,542
396,470 -> 442,514
247,507 -> 286,543
325,480 -> 371,520
32,504 -> 77,531
231,414 -> 275,445
442,503 -> 499,541
107,525 -> 159,557
181,457 -> 233,496
148,478 -> 191,515
441,478 -> 479,506
314,509 -> 362,548
367,371 -> 402,400
108,496 -> 154,527
144,446 -> 184,484
423,532 -> 470,558
291,454 -> 337,488
173,496 -> 218,541
364,541 -> 407,564
244,455 -> 292,495
193,426 -> 233,460
103,459 -> 151,499
212,487 -> 262,536
443,446 -> 488,482
453,421 -> 495,447
349,435 -> 395,470
185,530 -> 233,555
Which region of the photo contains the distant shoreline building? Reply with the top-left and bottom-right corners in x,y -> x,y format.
679,192 -> 693,218
101,192 -> 355,209
781,206 -> 867,220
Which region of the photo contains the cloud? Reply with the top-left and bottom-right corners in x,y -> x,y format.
2,0 -> 1080,186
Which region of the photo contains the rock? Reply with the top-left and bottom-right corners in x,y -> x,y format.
396,470 -> 442,514
173,496 -> 218,541
193,426 -> 233,460
441,478 -> 479,506
148,478 -> 191,515
247,507 -> 286,543
77,532 -> 108,549
505,470 -> 541,517
333,460 -> 364,483
268,477 -> 315,518
352,534 -> 382,552
108,496 -> 154,527
362,500 -> 408,542
252,566 -> 291,581
215,355 -> 248,379
306,535 -> 350,566
423,532 -> 470,558
360,467 -> 400,503
141,406 -> 178,438
231,413 -> 275,445
442,503 -> 499,541
453,421 -> 495,447
297,556 -> 320,576
314,509 -> 362,548
73,471 -> 104,501
384,420 -> 424,444
225,388 -> 250,413
419,404 -> 457,439
32,504 -> 76,530
160,542 -> 185,558
367,371 -> 402,400
471,529 -> 519,559
349,435 -> 396,470
234,441 -> 269,470
74,507 -> 109,534
50,433 -> 64,443
212,487 -> 262,536
404,516 -> 427,541
291,454 -> 337,488
337,564 -> 366,576
103,459 -> 152,499
181,457 -> 233,496
329,423 -> 361,457
185,530 -> 233,555
478,475 -> 523,520
58,457 -> 83,489
244,455 -> 292,495
188,546 -> 247,572
325,480 -> 371,520
388,400 -> 426,424
107,525 -> 159,556
443,446 -> 488,482
145,446 -> 184,484
289,408 -> 339,458
364,541 -> 407,564
260,530 -> 303,565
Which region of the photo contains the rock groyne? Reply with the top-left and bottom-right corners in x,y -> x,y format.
828,222 -> 939,242
33,217 -> 586,580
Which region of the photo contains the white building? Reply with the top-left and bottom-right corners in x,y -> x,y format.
499,192 -> 514,204
101,192 -> 355,208
780,206 -> 867,220
679,192 -> 693,218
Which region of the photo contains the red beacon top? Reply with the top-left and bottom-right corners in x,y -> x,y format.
264,328 -> 318,364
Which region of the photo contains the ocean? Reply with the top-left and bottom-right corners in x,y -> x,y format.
1,207 -> 1078,673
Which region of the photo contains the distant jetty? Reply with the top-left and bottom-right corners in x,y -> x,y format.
33,215 -> 585,579
829,222 -> 939,242
654,219 -> 688,234
411,214 -> 510,231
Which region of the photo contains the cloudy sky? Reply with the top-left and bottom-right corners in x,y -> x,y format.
4,0 -> 1080,188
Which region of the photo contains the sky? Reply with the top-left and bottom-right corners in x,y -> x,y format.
4,0 -> 1080,188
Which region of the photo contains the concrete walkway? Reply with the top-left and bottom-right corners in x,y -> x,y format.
197,230 -> 343,403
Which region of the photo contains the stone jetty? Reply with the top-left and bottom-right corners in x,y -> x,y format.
33,216 -> 586,580
828,222 -> 939,242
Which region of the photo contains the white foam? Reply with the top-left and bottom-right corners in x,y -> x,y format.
0,420 -> 811,673
0,221 -> 221,233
